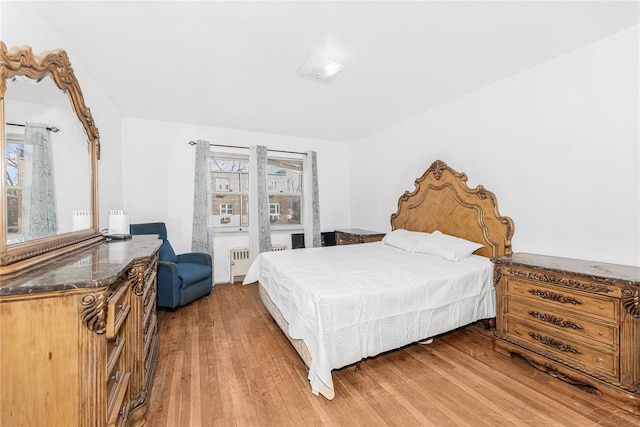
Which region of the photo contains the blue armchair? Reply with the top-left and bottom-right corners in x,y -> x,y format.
129,222 -> 213,310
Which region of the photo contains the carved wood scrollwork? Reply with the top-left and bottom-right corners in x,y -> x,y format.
80,292 -> 107,334
0,42 -> 101,157
528,289 -> 582,305
129,264 -> 145,296
622,288 -> 640,318
506,269 -> 614,294
431,160 -> 447,180
528,311 -> 584,330
528,333 -> 582,354
494,267 -> 502,285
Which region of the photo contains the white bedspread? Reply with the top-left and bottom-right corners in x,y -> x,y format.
243,242 -> 495,399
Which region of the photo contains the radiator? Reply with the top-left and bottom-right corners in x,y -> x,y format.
229,245 -> 287,283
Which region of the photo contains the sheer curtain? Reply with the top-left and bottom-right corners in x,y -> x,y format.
23,122 -> 57,238
191,140 -> 214,258
249,145 -> 272,262
303,150 -> 321,247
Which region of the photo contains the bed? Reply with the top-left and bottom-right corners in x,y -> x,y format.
243,160 -> 515,399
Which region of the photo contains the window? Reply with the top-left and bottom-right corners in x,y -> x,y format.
5,134 -> 25,236
210,151 -> 304,230
269,203 -> 280,222
210,154 -> 249,228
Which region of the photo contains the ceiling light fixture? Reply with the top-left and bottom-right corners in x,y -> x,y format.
296,52 -> 343,82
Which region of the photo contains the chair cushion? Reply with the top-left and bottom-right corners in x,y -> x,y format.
176,263 -> 212,289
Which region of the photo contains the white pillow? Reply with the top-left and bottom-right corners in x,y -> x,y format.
382,229 -> 430,252
413,230 -> 483,261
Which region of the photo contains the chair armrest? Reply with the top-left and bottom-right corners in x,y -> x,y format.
156,261 -> 181,308
177,252 -> 212,266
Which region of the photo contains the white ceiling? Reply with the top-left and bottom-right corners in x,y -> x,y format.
28,1 -> 640,142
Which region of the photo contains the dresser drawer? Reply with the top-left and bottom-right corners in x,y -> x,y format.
505,278 -> 617,322
106,285 -> 131,339
335,232 -> 360,245
107,371 -> 131,427
506,318 -> 618,378
506,298 -> 617,349
335,229 -> 385,245
107,335 -> 126,378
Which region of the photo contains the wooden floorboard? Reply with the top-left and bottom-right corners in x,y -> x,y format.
146,283 -> 640,427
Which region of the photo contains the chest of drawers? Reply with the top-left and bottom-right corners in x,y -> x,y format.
492,253 -> 640,415
0,236 -> 161,427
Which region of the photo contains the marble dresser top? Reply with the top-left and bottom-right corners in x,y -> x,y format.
0,235 -> 162,297
492,252 -> 640,287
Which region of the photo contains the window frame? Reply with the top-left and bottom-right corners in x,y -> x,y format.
210,150 -> 304,233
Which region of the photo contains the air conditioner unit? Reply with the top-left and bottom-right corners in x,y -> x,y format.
221,216 -> 231,224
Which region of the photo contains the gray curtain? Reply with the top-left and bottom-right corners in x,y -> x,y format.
23,122 -> 57,238
249,145 -> 272,262
303,151 -> 321,247
191,140 -> 214,257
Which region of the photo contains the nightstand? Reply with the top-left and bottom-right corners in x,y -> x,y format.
334,229 -> 385,245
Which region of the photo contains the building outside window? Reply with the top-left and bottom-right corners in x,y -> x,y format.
210,152 -> 303,230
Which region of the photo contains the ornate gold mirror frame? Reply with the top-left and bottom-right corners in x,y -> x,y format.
0,42 -> 103,275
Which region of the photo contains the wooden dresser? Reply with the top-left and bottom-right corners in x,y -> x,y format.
335,228 -> 385,245
493,253 -> 640,414
0,235 -> 161,426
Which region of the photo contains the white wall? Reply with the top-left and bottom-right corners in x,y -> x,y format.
351,27 -> 640,267
121,118 -> 351,283
1,1 -> 124,232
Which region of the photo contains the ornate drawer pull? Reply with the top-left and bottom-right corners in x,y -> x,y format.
111,371 -> 120,383
528,289 -> 582,305
597,358 -> 604,364
528,332 -> 582,354
528,311 -> 583,330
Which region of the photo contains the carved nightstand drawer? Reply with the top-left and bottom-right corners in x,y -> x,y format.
506,298 -> 617,348
505,279 -> 617,322
106,284 -> 131,339
507,318 -> 617,378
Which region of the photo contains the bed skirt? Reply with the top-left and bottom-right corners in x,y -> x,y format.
258,283 -> 312,368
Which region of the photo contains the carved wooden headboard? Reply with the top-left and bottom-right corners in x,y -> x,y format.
390,160 -> 514,258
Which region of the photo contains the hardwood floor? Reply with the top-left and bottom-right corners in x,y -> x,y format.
146,283 -> 640,426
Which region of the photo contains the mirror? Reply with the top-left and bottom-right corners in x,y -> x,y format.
0,42 -> 102,275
